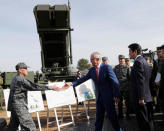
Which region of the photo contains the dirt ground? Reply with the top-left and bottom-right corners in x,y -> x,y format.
0,100 -> 96,131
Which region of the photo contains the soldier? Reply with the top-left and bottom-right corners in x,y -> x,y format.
114,55 -> 130,119
156,45 -> 164,115
125,58 -> 134,115
125,58 -> 131,67
150,46 -> 164,112
125,58 -> 133,77
102,56 -> 109,64
7,62 -> 61,131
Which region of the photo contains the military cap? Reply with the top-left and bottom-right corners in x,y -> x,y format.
125,58 -> 130,61
15,62 -> 29,70
102,56 -> 108,61
118,55 -> 125,59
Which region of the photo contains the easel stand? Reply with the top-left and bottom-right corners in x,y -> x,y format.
36,112 -> 42,131
87,100 -> 95,117
76,100 -> 90,120
54,105 -> 75,131
47,106 -> 64,129
87,99 -> 97,118
47,105 -> 75,131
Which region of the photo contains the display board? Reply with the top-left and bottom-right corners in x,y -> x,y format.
75,79 -> 96,102
45,82 -> 76,109
3,89 -> 44,117
3,89 -> 11,117
28,91 -> 44,113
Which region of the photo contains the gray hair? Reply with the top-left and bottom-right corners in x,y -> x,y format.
91,52 -> 101,59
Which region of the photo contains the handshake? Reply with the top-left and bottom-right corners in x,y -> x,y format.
51,82 -> 73,91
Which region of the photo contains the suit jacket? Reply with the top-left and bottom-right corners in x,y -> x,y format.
130,56 -> 152,103
159,61 -> 164,99
72,64 -> 120,104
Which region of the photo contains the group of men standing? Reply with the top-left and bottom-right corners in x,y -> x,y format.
102,43 -> 157,131
111,44 -> 164,131
6,43 -> 164,131
63,43 -> 164,131
63,43 -> 156,131
113,44 -> 164,131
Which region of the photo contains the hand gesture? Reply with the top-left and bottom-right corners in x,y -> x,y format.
51,85 -> 61,91
61,82 -> 72,90
114,97 -> 120,105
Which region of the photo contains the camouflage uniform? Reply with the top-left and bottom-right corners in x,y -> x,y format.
7,73 -> 50,131
114,64 -> 130,118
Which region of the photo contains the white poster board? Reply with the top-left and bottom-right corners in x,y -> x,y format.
75,79 -> 96,102
28,91 -> 44,113
45,82 -> 76,109
3,89 -> 11,117
3,89 -> 44,117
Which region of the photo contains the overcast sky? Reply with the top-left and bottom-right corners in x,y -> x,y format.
0,0 -> 164,72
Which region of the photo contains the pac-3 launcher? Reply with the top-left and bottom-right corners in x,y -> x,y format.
33,3 -> 76,81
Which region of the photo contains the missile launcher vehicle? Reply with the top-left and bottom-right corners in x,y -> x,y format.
33,3 -> 77,82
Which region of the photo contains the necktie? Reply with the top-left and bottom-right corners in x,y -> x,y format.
96,67 -> 99,80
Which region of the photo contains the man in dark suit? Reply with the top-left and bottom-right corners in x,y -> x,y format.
63,52 -> 124,131
157,45 -> 164,118
128,43 -> 155,131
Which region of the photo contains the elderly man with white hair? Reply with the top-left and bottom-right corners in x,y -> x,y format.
63,52 -> 125,131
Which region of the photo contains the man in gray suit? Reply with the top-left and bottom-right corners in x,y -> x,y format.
128,43 -> 155,131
